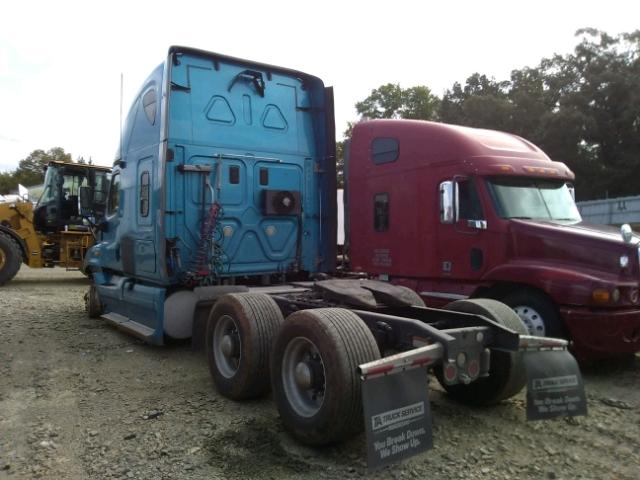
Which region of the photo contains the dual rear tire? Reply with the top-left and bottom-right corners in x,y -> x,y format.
206,295 -> 380,445
207,295 -> 527,443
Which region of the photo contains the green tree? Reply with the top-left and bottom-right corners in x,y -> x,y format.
533,29 -> 640,199
0,147 -> 74,195
341,86 -> 440,186
439,29 -> 640,200
13,147 -> 73,187
0,171 -> 17,195
355,83 -> 440,120
440,73 -> 512,131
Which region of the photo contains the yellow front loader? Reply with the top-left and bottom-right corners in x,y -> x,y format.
0,161 -> 110,285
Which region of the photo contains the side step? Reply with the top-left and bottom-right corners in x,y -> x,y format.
101,312 -> 155,342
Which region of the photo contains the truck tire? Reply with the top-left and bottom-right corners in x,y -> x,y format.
271,308 -> 380,445
502,289 -> 565,338
0,232 -> 22,286
85,284 -> 103,318
206,293 -> 284,400
436,298 -> 527,405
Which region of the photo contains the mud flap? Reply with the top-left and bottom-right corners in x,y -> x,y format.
361,367 -> 433,469
524,350 -> 587,421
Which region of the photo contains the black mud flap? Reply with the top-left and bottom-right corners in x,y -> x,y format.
524,350 -> 587,421
361,367 -> 433,469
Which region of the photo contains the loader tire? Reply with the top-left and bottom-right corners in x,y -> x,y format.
436,298 -> 527,405
271,308 -> 380,445
206,293 -> 284,400
0,232 -> 22,286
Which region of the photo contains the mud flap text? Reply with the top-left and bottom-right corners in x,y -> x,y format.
524,350 -> 587,421
362,367 -> 432,469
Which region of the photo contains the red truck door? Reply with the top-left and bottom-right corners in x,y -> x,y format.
435,176 -> 489,290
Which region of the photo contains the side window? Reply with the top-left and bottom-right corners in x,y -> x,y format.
259,167 -> 269,185
371,138 -> 399,164
107,173 -> 121,215
140,171 -> 150,217
373,193 -> 389,232
229,166 -> 240,185
457,179 -> 484,220
142,88 -> 157,125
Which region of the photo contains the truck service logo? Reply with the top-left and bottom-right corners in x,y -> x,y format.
531,374 -> 578,392
371,402 -> 425,433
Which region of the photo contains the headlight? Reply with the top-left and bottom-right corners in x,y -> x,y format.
620,255 -> 630,268
612,288 -> 621,303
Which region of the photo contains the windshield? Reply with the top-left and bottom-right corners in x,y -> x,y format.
486,177 -> 581,222
36,166 -> 60,207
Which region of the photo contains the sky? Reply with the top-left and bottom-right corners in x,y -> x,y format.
1,0 -> 638,172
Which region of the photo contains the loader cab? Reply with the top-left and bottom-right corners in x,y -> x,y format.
33,162 -> 110,233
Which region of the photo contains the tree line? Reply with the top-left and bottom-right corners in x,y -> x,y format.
0,148 -> 92,195
3,29 -> 637,202
341,28 -> 640,201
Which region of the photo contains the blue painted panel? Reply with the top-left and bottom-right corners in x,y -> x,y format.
90,47 -> 335,289
96,276 -> 165,344
136,240 -> 156,273
96,63 -> 165,284
165,51 -> 329,279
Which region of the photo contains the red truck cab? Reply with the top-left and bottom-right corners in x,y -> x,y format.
347,119 -> 640,360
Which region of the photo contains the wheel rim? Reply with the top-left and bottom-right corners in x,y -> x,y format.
213,314 -> 242,378
0,247 -> 5,270
281,337 -> 326,418
513,305 -> 546,336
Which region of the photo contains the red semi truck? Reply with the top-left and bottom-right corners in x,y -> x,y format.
346,119 -> 640,360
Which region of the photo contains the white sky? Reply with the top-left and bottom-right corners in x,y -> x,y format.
1,0 -> 638,172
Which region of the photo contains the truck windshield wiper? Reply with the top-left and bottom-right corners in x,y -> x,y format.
509,216 -> 533,219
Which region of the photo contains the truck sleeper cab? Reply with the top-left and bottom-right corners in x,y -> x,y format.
85,48 -> 585,461
85,46 -> 337,342
347,119 -> 640,360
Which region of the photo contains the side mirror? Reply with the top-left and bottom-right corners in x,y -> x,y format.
621,224 -> 633,243
79,186 -> 92,211
439,181 -> 458,224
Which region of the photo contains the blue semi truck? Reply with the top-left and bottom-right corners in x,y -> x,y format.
83,46 -> 585,465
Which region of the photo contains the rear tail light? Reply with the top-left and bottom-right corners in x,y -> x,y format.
443,362 -> 457,383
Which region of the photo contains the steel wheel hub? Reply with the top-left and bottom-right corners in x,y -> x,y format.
294,362 -> 313,389
513,305 -> 546,336
221,334 -> 237,357
282,337 -> 326,418
212,315 -> 241,379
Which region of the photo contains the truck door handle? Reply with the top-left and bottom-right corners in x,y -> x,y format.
467,220 -> 487,230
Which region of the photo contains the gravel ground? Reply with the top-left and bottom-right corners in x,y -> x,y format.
1,268 -> 639,480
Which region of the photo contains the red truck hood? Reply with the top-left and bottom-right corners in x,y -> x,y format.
508,220 -> 639,278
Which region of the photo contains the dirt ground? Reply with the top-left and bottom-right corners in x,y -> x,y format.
0,268 -> 639,480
